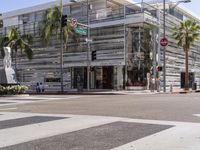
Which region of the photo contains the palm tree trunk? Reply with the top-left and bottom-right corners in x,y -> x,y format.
185,49 -> 189,90
15,49 -> 18,81
15,49 -> 17,71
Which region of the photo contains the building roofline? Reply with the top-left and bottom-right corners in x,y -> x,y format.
0,0 -> 138,20
175,4 -> 200,22
0,0 -> 74,19
149,0 -> 200,22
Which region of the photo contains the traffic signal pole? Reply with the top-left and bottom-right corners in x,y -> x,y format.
163,0 -> 166,92
60,15 -> 68,93
87,0 -> 90,92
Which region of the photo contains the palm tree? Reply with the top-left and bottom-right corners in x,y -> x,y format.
0,36 -> 9,56
0,14 -> 3,28
41,0 -> 79,93
0,20 -> 3,28
0,27 -> 33,72
172,20 -> 200,90
7,27 -> 33,71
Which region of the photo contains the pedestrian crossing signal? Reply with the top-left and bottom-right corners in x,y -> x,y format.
157,66 -> 163,72
61,15 -> 68,27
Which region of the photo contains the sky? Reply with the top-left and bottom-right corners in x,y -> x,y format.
0,0 -> 199,17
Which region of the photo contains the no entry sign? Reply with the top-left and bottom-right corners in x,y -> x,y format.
160,38 -> 168,47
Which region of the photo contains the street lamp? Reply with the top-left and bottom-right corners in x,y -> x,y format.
163,0 -> 191,92
171,0 -> 191,9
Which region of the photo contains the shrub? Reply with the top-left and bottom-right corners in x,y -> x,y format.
0,85 -> 28,95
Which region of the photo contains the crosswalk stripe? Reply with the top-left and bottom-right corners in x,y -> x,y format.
0,112 -> 200,150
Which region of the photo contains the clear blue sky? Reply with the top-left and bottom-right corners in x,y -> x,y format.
0,0 -> 200,16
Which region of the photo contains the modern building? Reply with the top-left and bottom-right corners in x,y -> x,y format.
0,0 -> 200,92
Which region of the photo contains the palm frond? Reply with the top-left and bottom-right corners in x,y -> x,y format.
172,19 -> 200,51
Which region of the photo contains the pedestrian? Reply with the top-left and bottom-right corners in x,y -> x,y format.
150,77 -> 155,92
39,82 -> 44,93
147,73 -> 151,90
36,82 -> 40,93
156,77 -> 160,92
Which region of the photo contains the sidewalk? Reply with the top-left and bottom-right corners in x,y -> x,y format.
28,88 -> 200,95
29,90 -> 158,95
169,87 -> 200,94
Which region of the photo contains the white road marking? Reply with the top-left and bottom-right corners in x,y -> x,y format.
0,112 -> 200,149
112,125 -> 200,150
0,112 -> 119,148
0,95 -> 95,107
193,114 -> 200,117
0,107 -> 18,111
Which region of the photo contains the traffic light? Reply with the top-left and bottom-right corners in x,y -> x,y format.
91,51 -> 96,61
157,66 -> 163,72
61,15 -> 68,27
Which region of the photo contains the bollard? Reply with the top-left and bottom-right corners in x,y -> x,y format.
170,84 -> 173,93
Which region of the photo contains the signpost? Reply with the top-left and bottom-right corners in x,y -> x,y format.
75,27 -> 87,35
160,37 -> 168,47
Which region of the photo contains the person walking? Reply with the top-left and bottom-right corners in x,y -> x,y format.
150,77 -> 155,92
156,77 -> 161,92
36,82 -> 40,93
39,82 -> 44,93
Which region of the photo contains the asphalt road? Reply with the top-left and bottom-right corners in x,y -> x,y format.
1,93 -> 200,150
0,93 -> 200,123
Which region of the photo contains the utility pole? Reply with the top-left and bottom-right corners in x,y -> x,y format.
60,27 -> 64,93
163,0 -> 166,92
87,0 -> 90,92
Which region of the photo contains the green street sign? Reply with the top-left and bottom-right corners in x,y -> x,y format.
75,27 -> 87,35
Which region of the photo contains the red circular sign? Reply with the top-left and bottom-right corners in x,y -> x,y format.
160,38 -> 168,47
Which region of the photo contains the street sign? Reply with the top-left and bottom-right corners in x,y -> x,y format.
75,27 -> 87,35
160,38 -> 168,47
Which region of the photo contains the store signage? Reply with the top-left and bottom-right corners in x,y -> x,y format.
144,13 -> 160,26
75,27 -> 87,35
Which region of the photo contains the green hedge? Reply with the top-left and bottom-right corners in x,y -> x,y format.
0,85 -> 28,95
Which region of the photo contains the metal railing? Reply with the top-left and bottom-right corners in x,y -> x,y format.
89,2 -> 158,24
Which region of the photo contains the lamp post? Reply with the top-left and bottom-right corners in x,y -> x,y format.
86,0 -> 91,92
162,0 -> 191,92
163,0 -> 166,92
171,0 -> 191,9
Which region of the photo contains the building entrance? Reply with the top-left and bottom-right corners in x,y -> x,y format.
102,66 -> 113,89
126,26 -> 154,88
72,66 -> 114,90
72,67 -> 87,89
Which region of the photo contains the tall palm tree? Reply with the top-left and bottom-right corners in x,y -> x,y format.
41,0 -> 79,93
0,27 -> 33,71
42,0 -> 77,46
0,35 -> 9,56
0,20 -> 3,28
7,27 -> 33,70
0,14 -> 3,28
172,20 -> 200,90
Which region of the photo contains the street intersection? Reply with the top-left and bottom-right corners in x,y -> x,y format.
0,93 -> 200,150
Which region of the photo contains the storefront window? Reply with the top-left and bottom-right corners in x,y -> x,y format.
127,26 -> 153,87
